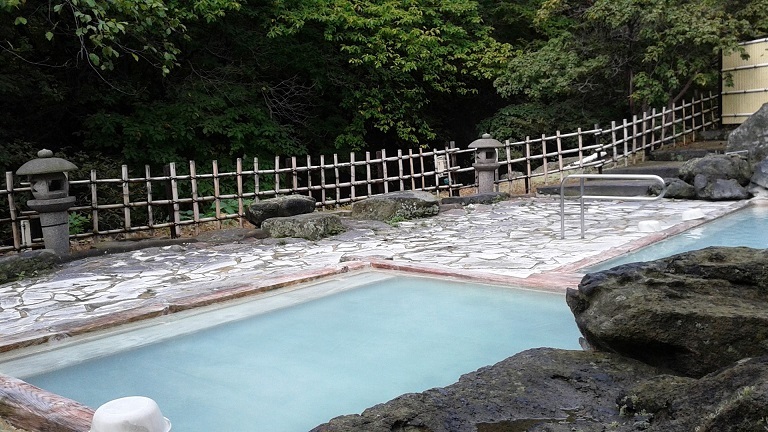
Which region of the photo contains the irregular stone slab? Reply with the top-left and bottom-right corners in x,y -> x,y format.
0,250 -> 60,284
261,212 -> 345,240
619,356 -> 768,432
567,247 -> 768,377
244,195 -> 316,228
727,102 -> 768,163
311,348 -> 662,432
350,191 -> 439,221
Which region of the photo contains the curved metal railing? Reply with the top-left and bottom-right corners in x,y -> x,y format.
559,174 -> 667,239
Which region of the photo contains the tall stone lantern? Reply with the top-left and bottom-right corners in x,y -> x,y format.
16,149 -> 78,255
469,133 -> 503,194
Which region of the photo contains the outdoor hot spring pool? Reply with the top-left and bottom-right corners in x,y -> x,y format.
586,203 -> 768,272
0,272 -> 581,432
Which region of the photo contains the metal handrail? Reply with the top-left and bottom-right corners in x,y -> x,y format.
559,174 -> 666,239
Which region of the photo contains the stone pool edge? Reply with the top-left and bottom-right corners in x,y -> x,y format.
0,260 -> 580,432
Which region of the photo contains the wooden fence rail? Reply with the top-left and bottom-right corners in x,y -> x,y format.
0,92 -> 720,253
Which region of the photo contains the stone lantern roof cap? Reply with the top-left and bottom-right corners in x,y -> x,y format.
16,149 -> 78,176
468,133 -> 503,149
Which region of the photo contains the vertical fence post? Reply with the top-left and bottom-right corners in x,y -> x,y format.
121,165 -> 131,231
381,149 -> 389,194
212,160 -> 221,229
577,128 -> 583,168
541,134 -> 548,182
408,149 -> 416,190
164,163 -> 180,239
641,111 -> 648,161
320,154 -> 327,205
254,157 -> 260,202
273,156 -> 281,196
366,152 -> 373,196
525,137 -> 532,194
145,165 -> 155,231
236,158 -> 244,228
350,152 -> 356,203
306,155 -> 314,202
333,153 -> 340,206
556,130 -> 564,181
5,172 -> 20,251
397,149 -> 405,191
189,161 -> 200,235
691,99 -> 697,141
90,169 -> 99,235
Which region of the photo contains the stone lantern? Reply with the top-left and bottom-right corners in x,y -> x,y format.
16,149 -> 78,255
469,133 -> 503,194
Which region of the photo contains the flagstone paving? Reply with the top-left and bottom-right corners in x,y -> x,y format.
0,196 -> 750,347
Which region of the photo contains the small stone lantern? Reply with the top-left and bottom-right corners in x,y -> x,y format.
469,133 -> 503,194
16,149 -> 78,255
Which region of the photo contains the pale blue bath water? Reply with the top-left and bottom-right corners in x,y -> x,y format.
9,274 -> 580,432
588,205 -> 768,272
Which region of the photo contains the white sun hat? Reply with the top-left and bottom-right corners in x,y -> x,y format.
90,396 -> 171,432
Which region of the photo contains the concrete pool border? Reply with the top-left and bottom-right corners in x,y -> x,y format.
0,197 -> 759,432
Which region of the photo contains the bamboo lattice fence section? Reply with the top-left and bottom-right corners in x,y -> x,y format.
1,93 -> 719,253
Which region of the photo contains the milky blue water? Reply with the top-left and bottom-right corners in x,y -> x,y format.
587,205 -> 768,272
12,274 -> 580,432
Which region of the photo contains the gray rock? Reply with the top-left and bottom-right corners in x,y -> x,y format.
679,154 -> 752,186
727,102 -> 768,163
750,158 -> 768,189
567,247 -> 768,377
311,348 -> 662,432
619,356 -> 768,432
649,178 -> 695,199
0,250 -> 60,284
194,228 -> 267,244
261,212 -> 345,240
696,178 -> 750,201
350,191 -> 439,222
244,195 -> 316,227
441,192 -> 509,206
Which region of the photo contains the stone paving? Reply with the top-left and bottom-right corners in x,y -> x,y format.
0,196 -> 750,348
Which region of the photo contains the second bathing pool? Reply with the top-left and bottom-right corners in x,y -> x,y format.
0,272 -> 581,432
588,204 -> 768,271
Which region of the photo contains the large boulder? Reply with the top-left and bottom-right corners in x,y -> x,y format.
676,154 -> 752,200
727,102 -> 768,163
750,158 -> 768,189
650,178 -> 696,199
261,212 -> 345,240
678,154 -> 752,186
312,348 -> 662,432
693,175 -> 751,200
619,356 -> 768,432
244,195 -> 316,227
350,191 -> 439,222
567,247 -> 768,378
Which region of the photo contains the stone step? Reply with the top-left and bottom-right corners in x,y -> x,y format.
649,140 -> 726,161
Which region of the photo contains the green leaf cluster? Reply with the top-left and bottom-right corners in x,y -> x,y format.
269,0 -> 511,148
495,0 -> 768,113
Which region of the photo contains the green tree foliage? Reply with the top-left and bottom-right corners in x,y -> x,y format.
495,0 -> 768,113
268,0 -> 510,148
1,0 -> 240,75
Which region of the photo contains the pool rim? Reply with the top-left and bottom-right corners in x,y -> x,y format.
0,198 -> 760,432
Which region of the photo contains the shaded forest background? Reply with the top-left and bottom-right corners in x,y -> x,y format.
1,0 -> 767,176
